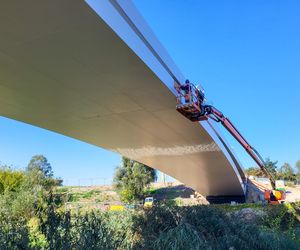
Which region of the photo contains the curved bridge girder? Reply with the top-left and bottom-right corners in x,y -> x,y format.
0,0 -> 245,196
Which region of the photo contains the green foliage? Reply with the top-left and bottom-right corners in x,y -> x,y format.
71,212 -> 113,249
261,204 -> 297,238
1,198 -> 300,249
245,167 -> 264,177
119,188 -> 135,202
174,198 -> 184,206
0,155 -> 64,248
133,206 -> 299,250
245,158 -> 279,179
1,157 -> 299,249
55,187 -> 68,193
37,193 -> 72,249
0,172 -> 44,220
264,157 -> 278,178
25,155 -> 62,190
0,166 -> 25,194
0,156 -> 63,221
67,190 -> 102,202
26,155 -> 53,178
213,203 -> 263,212
114,157 -> 156,202
32,192 -> 135,249
296,160 -> 300,179
28,217 -> 48,249
154,222 -> 205,249
278,162 -> 296,181
81,190 -> 101,199
244,158 -> 298,182
0,215 -> 30,250
102,211 -> 138,249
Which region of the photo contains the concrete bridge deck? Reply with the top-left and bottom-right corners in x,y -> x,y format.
0,0 -> 245,196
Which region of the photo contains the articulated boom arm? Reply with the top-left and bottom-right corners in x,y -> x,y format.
174,81 -> 276,190
204,105 -> 276,189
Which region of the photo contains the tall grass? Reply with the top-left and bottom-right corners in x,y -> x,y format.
133,206 -> 299,250
1,203 -> 299,249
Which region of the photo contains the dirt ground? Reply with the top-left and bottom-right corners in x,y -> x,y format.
285,186 -> 300,202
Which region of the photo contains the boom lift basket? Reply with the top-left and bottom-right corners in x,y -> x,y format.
174,82 -> 207,122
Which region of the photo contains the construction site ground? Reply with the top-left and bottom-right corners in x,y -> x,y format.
56,182 -> 300,212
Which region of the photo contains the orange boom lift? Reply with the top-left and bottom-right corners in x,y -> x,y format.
174,80 -> 285,204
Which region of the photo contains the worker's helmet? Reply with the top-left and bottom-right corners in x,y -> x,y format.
185,79 -> 190,84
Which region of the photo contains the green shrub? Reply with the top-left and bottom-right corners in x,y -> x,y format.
132,206 -> 299,250
0,167 -> 25,193
71,212 -> 113,249
0,214 -> 30,250
81,190 -> 100,199
55,187 -> 69,193
0,203 -> 299,249
261,204 -> 297,236
154,222 -> 206,250
68,193 -> 80,202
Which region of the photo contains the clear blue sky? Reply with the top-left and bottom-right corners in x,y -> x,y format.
0,1 -> 300,183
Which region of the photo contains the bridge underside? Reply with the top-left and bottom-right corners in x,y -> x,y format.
0,0 -> 245,196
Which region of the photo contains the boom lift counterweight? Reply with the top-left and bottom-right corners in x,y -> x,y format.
174,81 -> 285,203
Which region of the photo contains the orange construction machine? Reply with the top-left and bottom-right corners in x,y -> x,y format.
174,80 -> 285,204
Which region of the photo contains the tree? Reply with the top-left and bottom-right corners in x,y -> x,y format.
278,163 -> 296,181
295,160 -> 300,180
264,158 -> 278,178
26,155 -> 62,189
245,158 -> 279,178
296,160 -> 300,172
114,157 -> 156,202
0,155 -> 63,221
244,167 -> 264,177
26,155 -> 53,178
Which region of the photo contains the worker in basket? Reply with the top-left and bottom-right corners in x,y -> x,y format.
179,79 -> 191,103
